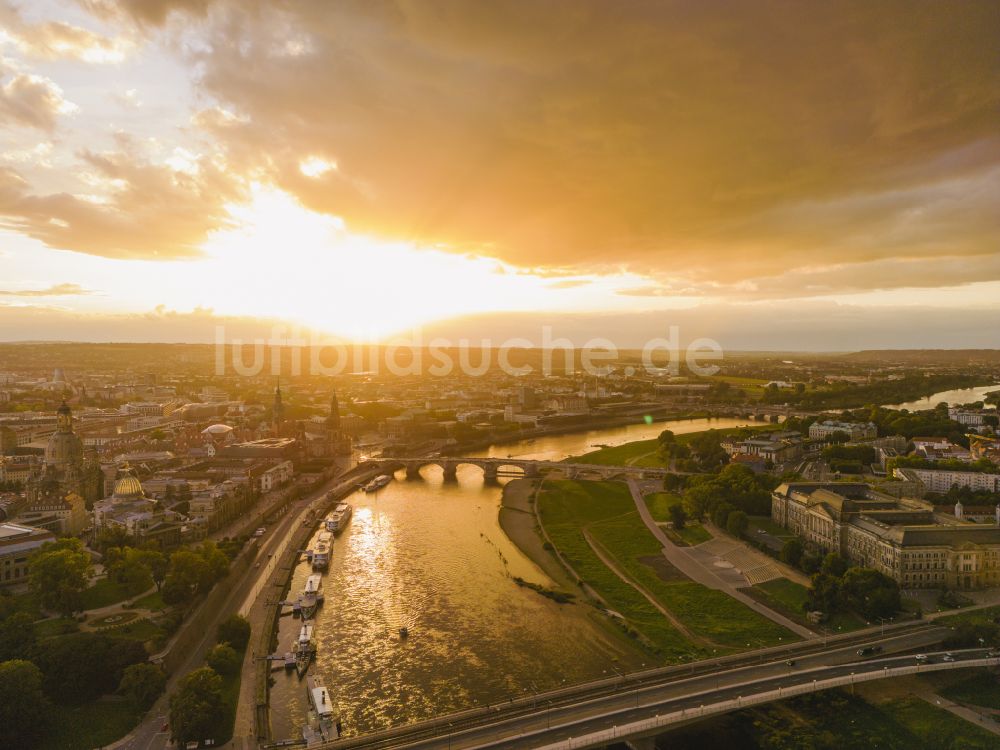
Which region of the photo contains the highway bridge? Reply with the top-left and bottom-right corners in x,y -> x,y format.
371,456 -> 678,481
282,622 -> 996,750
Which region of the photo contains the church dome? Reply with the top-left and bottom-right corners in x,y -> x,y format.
202,424 -> 234,435
45,430 -> 83,469
113,467 -> 144,499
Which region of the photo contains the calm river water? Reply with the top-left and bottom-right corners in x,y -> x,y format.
886,384 -> 999,412
269,416 -> 756,739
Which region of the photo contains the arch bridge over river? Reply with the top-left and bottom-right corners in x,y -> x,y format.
372,456 -> 682,482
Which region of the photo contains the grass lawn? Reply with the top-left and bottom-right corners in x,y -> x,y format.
132,590 -> 166,611
671,523 -> 711,546
103,617 -> 166,644
34,617 -> 79,640
886,695 -> 1000,747
746,515 -> 793,539
754,577 -> 808,613
538,480 -> 695,657
644,491 -> 683,522
938,604 -> 1000,627
574,439 -> 664,467
935,669 -> 1000,710
540,480 -> 796,652
79,577 -> 134,611
43,698 -> 141,750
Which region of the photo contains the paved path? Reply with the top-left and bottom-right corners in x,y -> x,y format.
916,688 -> 1000,736
627,478 -> 815,640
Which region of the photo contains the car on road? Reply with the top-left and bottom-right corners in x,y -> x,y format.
942,653 -> 956,662
785,659 -> 796,667
857,646 -> 883,657
915,654 -> 929,663
987,648 -> 1000,658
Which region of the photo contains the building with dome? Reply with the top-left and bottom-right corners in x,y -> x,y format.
93,464 -> 186,548
44,402 -> 84,489
18,402 -> 94,536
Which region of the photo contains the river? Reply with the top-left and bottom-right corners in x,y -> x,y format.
269,416 -> 757,740
885,384 -> 999,412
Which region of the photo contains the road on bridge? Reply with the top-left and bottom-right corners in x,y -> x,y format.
310,624 -> 965,750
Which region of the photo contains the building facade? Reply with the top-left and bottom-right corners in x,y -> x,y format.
772,481 -> 1000,589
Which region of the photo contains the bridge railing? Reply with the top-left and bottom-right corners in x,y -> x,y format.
534,657 -> 1000,750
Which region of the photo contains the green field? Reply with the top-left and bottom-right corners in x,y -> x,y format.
79,577 -> 135,610
662,688 -> 1000,749
587,510 -> 794,648
644,491 -> 683,521
539,480 -> 795,654
749,578 -> 869,633
753,577 -> 809,614
932,669 -> 1000,711
669,523 -> 711,546
537,481 -> 694,657
574,439 -> 663,467
132,590 -> 166,611
34,617 -> 79,640
43,698 -> 140,750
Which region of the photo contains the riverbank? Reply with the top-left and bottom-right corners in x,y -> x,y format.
498,478 -> 649,664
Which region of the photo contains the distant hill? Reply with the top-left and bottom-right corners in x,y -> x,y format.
842,349 -> 1000,365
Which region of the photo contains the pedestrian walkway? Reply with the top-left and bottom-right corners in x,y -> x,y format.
627,478 -> 815,640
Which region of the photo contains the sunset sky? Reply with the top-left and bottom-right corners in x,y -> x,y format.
1,1 -> 998,349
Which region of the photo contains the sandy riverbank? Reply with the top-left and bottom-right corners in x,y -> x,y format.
498,478 -> 649,666
498,478 -> 577,591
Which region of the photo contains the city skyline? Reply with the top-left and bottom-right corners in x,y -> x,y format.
1,1 -> 998,348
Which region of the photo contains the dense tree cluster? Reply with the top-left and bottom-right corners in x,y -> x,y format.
805,564 -> 901,621
162,541 -> 231,605
28,537 -> 91,616
105,546 -> 169,596
169,667 -> 227,745
760,373 -> 982,410
683,464 -> 777,524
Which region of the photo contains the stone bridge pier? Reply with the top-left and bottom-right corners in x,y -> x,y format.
405,462 -> 422,480
442,461 -> 458,480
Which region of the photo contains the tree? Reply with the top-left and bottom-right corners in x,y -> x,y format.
780,539 -> 804,567
119,662 -> 167,711
800,553 -> 822,575
839,567 -> 901,620
668,503 -> 686,530
0,611 -> 36,662
216,614 -> 251,652
0,660 -> 49,749
139,549 -> 169,592
711,502 -> 735,529
726,510 -> 748,537
28,538 -> 91,616
118,551 -> 154,597
169,667 -> 226,745
805,572 -> 842,614
821,553 -> 849,578
35,632 -> 147,705
206,642 -> 241,676
162,550 -> 208,604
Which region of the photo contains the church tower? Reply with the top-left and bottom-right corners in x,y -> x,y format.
273,379 -> 285,434
327,388 -> 351,456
